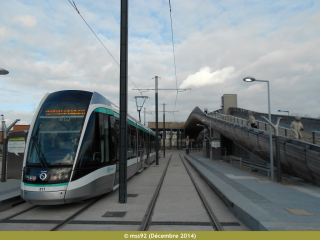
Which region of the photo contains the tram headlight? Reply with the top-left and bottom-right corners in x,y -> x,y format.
48,168 -> 72,183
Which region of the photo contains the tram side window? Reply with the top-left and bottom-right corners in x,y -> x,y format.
132,126 -> 137,158
127,125 -> 137,159
99,114 -> 110,163
138,129 -> 143,155
115,118 -> 120,161
150,136 -> 153,153
152,136 -> 156,152
144,132 -> 149,154
73,112 -> 110,180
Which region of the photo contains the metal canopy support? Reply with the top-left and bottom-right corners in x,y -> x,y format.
1,116 -> 20,182
119,0 -> 128,203
155,76 -> 159,165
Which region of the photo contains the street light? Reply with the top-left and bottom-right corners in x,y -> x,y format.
202,119 -> 212,161
243,76 -> 274,180
278,110 -> 289,116
0,68 -> 9,75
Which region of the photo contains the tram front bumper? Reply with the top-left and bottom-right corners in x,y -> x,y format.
22,190 -> 66,205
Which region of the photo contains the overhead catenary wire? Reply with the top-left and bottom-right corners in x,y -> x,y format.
67,0 -> 155,121
168,0 -> 179,122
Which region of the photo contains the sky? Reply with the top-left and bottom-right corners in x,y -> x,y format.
0,0 -> 320,128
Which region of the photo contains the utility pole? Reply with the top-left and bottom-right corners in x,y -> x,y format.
177,122 -> 179,150
163,104 -> 166,157
132,83 -> 191,164
155,76 -> 159,165
119,0 -> 128,203
144,107 -> 146,125
146,108 -> 178,157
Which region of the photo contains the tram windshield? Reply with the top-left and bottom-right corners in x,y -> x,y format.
26,101 -> 88,166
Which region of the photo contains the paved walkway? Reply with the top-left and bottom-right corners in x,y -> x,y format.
0,179 -> 22,211
186,153 -> 320,231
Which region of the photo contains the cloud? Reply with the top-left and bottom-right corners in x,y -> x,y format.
12,15 -> 37,28
179,66 -> 236,88
1,0 -> 320,126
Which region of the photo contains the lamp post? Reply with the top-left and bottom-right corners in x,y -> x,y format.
0,69 -> 10,182
243,76 -> 274,180
278,110 -> 289,116
202,119 -> 212,161
0,68 -> 9,75
262,116 -> 282,182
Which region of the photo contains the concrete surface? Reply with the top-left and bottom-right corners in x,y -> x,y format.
0,150 -> 250,231
0,179 -> 23,211
186,153 -> 320,231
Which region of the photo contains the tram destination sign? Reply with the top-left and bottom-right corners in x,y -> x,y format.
45,109 -> 86,116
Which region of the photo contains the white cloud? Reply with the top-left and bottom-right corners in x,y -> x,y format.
0,0 -> 320,125
179,66 -> 236,88
12,15 -> 37,28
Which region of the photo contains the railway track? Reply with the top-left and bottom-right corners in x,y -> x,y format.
0,156 -> 161,231
1,152 -> 232,231
0,196 -> 103,231
138,153 -> 224,231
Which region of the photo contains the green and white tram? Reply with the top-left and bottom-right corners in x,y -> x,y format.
21,90 -> 159,205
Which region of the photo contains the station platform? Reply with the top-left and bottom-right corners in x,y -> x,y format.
0,179 -> 23,211
185,153 -> 320,231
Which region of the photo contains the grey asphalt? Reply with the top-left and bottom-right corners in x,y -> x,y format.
186,153 -> 320,231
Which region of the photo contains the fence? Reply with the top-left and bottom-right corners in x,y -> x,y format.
209,112 -> 318,145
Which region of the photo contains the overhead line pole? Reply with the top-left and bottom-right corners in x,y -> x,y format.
119,0 -> 128,204
147,108 -> 178,156
163,104 -> 166,158
155,76 -> 159,165
177,122 -> 179,150
133,86 -> 190,165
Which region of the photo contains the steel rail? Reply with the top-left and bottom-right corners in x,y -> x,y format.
0,205 -> 39,224
138,154 -> 173,231
50,195 -> 103,231
179,154 -> 224,231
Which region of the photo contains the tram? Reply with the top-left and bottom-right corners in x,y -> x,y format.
21,90 -> 159,205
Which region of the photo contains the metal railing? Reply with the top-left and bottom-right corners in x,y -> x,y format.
233,142 -> 269,167
312,131 -> 320,145
208,112 -> 317,145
